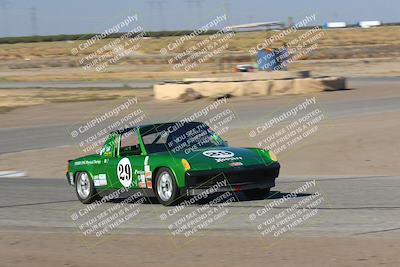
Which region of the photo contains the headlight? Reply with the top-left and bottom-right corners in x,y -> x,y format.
181,159 -> 191,171
268,150 -> 278,162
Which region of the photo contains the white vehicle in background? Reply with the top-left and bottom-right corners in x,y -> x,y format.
325,22 -> 347,28
359,21 -> 382,28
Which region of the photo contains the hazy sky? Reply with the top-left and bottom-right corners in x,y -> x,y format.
0,0 -> 398,37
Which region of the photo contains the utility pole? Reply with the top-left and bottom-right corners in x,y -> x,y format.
185,0 -> 194,29
156,1 -> 166,31
147,0 -> 166,31
288,16 -> 294,27
0,0 -> 9,36
195,0 -> 203,28
146,1 -> 155,30
223,0 -> 231,26
186,0 -> 203,28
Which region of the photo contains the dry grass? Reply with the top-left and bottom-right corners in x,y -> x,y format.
0,88 -> 151,113
1,26 -> 399,60
0,70 -> 207,82
0,26 -> 399,82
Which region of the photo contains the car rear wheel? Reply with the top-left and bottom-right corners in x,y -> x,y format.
75,172 -> 100,204
243,188 -> 271,200
155,168 -> 180,206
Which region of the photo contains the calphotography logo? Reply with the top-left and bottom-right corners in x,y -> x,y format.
202,150 -> 234,158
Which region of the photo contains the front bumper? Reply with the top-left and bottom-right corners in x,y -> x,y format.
66,172 -> 74,185
182,162 -> 280,195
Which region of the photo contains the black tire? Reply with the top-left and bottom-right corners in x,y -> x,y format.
154,168 -> 180,206
243,188 -> 271,200
75,172 -> 101,204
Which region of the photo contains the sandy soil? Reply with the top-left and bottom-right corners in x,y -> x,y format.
0,231 -> 399,267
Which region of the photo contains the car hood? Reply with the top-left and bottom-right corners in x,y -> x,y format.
152,147 -> 269,171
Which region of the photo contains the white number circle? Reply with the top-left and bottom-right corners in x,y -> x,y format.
203,150 -> 234,158
117,158 -> 132,187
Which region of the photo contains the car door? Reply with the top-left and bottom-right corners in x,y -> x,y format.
106,130 -> 146,189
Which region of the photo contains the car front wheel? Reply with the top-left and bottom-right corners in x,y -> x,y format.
75,172 -> 100,204
155,168 -> 180,206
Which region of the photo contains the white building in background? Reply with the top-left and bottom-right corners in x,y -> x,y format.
226,21 -> 284,31
359,21 -> 382,28
324,22 -> 347,28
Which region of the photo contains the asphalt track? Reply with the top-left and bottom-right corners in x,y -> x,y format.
1,175 -> 399,236
1,77 -> 400,154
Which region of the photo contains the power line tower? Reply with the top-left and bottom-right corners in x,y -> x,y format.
30,6 -> 38,36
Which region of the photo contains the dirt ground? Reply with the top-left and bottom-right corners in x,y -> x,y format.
0,231 -> 399,267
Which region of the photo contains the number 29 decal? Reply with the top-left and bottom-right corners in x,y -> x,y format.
117,158 -> 132,187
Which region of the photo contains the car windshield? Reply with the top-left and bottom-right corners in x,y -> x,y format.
140,122 -> 225,154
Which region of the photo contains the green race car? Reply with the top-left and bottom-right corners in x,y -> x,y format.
66,121 -> 280,206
